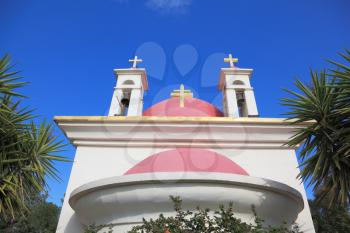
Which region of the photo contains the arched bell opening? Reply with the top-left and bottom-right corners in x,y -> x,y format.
119,89 -> 131,116
235,90 -> 248,117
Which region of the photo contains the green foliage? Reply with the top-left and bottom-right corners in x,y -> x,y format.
328,49 -> 350,168
0,54 -> 67,221
282,50 -> 350,205
84,196 -> 300,233
127,196 -> 300,233
0,54 -> 26,97
84,196 -> 301,233
0,192 -> 60,233
309,194 -> 350,233
84,224 -> 114,233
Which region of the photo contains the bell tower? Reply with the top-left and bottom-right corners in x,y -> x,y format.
108,56 -> 148,116
218,54 -> 259,118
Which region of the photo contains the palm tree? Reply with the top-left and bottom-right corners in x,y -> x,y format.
0,54 -> 66,220
282,50 -> 350,205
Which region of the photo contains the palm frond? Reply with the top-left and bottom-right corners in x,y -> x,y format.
282,66 -> 350,206
0,54 -> 67,220
0,54 -> 27,98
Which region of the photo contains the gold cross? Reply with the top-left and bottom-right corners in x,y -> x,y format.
224,54 -> 238,68
128,55 -> 143,68
170,84 -> 193,107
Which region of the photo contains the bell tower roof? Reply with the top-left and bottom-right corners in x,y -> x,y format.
113,68 -> 148,90
218,67 -> 253,90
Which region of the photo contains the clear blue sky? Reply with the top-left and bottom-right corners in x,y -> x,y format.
1,0 -> 350,205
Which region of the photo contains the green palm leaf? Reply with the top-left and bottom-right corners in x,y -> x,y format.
0,54 -> 27,98
0,54 -> 67,220
282,51 -> 350,206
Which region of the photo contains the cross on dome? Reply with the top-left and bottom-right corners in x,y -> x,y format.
170,84 -> 193,107
128,55 -> 143,68
224,54 -> 238,68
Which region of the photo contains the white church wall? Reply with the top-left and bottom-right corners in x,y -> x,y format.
217,148 -> 314,232
57,144 -> 315,233
56,146 -> 167,233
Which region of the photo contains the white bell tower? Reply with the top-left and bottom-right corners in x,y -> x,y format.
108,56 -> 148,116
218,54 -> 259,118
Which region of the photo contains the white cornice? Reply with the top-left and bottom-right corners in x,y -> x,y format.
55,116 -> 310,149
54,116 -> 312,125
218,68 -> 254,90
113,68 -> 148,90
221,68 -> 253,76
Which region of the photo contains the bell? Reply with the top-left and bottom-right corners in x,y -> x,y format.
236,92 -> 245,101
121,98 -> 130,108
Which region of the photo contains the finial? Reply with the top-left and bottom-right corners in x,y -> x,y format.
128,55 -> 143,68
170,84 -> 193,107
224,54 -> 238,68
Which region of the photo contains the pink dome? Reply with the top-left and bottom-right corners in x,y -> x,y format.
124,148 -> 248,175
143,97 -> 223,117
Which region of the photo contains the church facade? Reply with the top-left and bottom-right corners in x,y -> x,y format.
55,55 -> 316,233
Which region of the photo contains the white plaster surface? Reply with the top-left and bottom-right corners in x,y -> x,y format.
56,119 -> 315,233
219,68 -> 259,117
69,173 -> 304,231
108,69 -> 147,116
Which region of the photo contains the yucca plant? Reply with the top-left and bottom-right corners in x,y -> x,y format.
328,50 -> 350,165
282,50 -> 350,206
0,54 -> 26,98
0,54 -> 66,221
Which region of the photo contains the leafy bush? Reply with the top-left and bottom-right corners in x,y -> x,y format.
85,196 -> 300,233
309,195 -> 350,233
128,196 -> 300,233
0,192 -> 60,233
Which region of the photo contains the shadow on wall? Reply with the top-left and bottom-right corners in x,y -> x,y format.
63,213 -> 84,233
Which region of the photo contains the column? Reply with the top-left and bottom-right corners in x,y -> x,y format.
108,88 -> 123,116
127,88 -> 142,116
244,88 -> 259,117
225,89 -> 239,118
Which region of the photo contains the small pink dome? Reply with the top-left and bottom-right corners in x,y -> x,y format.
124,148 -> 248,175
143,97 -> 223,117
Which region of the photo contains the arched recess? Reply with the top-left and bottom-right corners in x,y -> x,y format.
233,80 -> 245,85
123,80 -> 135,85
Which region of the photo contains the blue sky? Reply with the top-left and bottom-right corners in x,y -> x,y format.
1,0 -> 350,205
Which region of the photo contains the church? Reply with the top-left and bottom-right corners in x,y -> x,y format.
55,55 -> 316,233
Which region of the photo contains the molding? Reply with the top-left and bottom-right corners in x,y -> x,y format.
113,68 -> 148,90
54,116 -> 313,125
54,116 -> 311,148
68,173 -> 305,228
219,68 -> 254,90
221,68 -> 253,76
113,68 -> 146,76
69,140 -> 291,149
69,172 -> 304,209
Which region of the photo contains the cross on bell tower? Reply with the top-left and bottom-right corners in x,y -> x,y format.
224,54 -> 238,68
219,54 -> 259,118
128,56 -> 143,68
